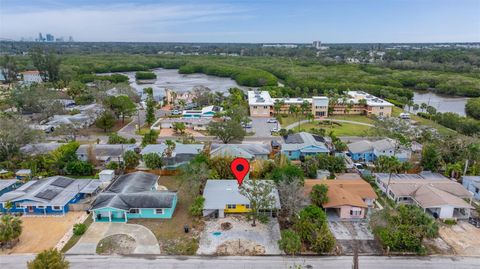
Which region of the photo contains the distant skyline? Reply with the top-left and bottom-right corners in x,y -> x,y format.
1,0 -> 479,43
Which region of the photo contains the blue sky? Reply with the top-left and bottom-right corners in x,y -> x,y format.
1,0 -> 479,43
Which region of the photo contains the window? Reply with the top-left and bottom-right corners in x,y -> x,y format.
253,106 -> 257,109
380,106 -> 384,109
227,204 -> 236,209
155,208 -> 164,214
37,206 -> 45,209
52,206 -> 62,211
129,208 -> 140,214
264,106 -> 268,109
475,187 -> 479,193
15,202 -> 24,209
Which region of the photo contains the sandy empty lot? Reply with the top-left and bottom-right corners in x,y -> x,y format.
439,221 -> 480,256
159,128 -> 204,137
1,212 -> 85,254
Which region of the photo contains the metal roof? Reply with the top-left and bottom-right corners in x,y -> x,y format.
203,179 -> 281,210
0,176 -> 98,206
0,179 -> 19,191
76,144 -> 136,158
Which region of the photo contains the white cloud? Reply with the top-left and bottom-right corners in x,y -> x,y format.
0,3 -> 250,41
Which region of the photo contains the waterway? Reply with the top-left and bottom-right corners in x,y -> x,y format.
101,68 -> 469,115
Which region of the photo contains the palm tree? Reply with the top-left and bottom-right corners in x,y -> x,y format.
4,201 -> 13,215
164,140 -> 176,158
0,215 -> 22,248
300,100 -> 310,116
273,100 -> 282,116
420,102 -> 428,112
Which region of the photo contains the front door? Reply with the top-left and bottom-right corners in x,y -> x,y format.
27,206 -> 34,213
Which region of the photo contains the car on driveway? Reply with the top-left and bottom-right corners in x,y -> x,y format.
267,118 -> 277,123
171,110 -> 182,115
270,127 -> 279,133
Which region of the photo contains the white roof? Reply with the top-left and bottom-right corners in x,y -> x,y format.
248,91 -> 274,106
203,179 -> 281,210
272,97 -> 312,105
346,91 -> 394,107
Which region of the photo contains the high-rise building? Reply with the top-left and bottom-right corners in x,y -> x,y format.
312,41 -> 322,49
37,32 -> 44,42
68,36 -> 74,42
46,34 -> 54,42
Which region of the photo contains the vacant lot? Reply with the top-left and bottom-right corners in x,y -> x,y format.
129,176 -> 202,255
328,221 -> 381,255
197,216 -> 282,255
439,221 -> 480,256
1,212 -> 85,254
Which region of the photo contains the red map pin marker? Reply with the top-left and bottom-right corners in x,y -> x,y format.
230,157 -> 250,186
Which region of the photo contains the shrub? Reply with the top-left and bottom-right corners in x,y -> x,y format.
135,71 -> 157,80
123,151 -> 140,169
143,153 -> 163,169
278,230 -> 301,255
27,248 -> 69,269
310,184 -> 329,206
65,160 -> 94,176
108,133 -> 136,144
189,196 -> 205,217
73,223 -> 87,236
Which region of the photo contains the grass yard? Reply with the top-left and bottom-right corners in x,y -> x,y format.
391,107 -> 457,136
293,121 -> 372,136
329,114 -> 375,124
128,176 -> 202,255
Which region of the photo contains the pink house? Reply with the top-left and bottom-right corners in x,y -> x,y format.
304,174 -> 378,220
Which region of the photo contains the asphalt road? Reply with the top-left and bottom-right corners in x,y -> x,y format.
2,255 -> 479,269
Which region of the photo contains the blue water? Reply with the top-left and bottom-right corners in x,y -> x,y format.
212,232 -> 222,236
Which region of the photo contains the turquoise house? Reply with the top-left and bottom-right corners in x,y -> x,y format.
91,171 -> 177,222
281,132 -> 331,160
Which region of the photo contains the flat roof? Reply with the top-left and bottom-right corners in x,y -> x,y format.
248,91 -> 274,106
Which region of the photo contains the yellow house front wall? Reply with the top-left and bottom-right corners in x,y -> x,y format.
249,105 -> 272,117
224,204 -> 251,213
368,106 -> 392,117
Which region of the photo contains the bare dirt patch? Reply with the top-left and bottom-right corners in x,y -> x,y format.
439,221 -> 480,256
0,212 -> 85,254
96,234 -> 136,255
216,239 -> 266,255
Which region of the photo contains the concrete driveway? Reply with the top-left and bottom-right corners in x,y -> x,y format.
328,220 -> 381,254
68,222 -> 160,255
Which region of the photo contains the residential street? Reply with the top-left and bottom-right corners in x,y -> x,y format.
2,255 -> 479,269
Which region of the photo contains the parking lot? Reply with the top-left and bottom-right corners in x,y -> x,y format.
249,117 -> 280,137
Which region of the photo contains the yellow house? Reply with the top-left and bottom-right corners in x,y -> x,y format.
202,179 -> 281,218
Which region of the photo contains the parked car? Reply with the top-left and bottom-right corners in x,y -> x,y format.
270,127 -> 279,133
241,122 -> 253,128
171,110 -> 182,115
399,113 -> 410,120
267,118 -> 278,123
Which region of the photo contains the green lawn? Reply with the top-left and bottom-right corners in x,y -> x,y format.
328,114 -> 375,124
293,121 -> 372,136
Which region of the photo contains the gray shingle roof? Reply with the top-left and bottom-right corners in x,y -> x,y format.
76,144 -> 136,159
91,192 -> 176,210
105,171 -> 158,194
281,132 -> 329,152
91,171 -> 176,210
210,143 -> 270,159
